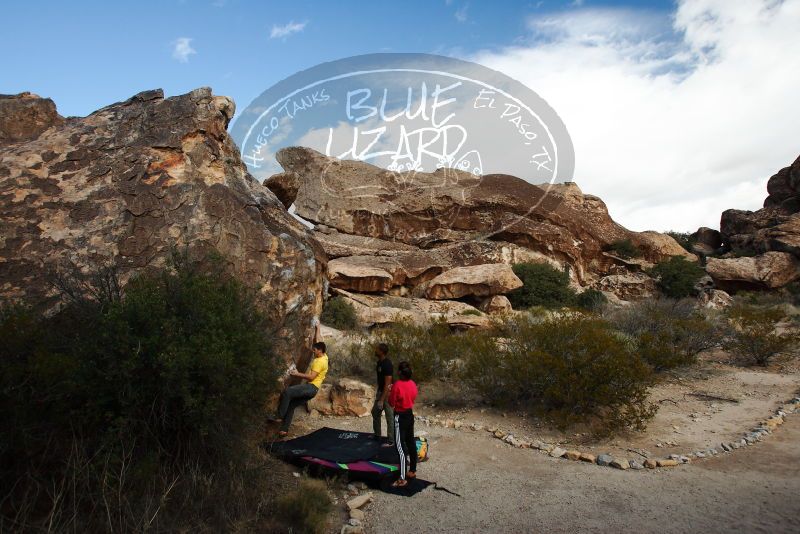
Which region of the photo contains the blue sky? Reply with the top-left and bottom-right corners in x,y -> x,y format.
1,0 -> 674,118
2,0 -> 798,232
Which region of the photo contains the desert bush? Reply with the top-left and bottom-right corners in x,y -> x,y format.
508,262 -> 576,309
366,319 -> 496,382
576,288 -> 608,312
607,299 -> 722,371
0,259 -> 285,531
462,315 -> 656,434
785,281 -> 800,306
724,303 -> 799,366
608,238 -> 641,259
321,296 -> 359,330
325,335 -> 374,381
276,478 -> 333,534
648,256 -> 706,298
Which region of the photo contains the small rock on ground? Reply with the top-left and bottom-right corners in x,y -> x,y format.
597,454 -> 613,466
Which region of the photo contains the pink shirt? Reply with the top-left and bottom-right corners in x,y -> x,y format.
388,379 -> 418,412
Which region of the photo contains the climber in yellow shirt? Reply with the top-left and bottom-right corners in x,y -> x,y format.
275,320 -> 328,437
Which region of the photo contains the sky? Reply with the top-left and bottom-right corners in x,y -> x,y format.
2,0 -> 798,232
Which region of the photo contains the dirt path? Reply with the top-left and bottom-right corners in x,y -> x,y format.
286,356 -> 799,533
361,413 -> 800,533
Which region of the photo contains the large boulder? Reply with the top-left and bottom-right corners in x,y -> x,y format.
422,264 -> 523,300
0,92 -> 64,145
327,257 -> 399,293
478,295 -> 513,315
705,251 -> 800,291
692,227 -> 723,250
263,171 -> 299,209
0,88 -> 326,366
307,378 -> 374,417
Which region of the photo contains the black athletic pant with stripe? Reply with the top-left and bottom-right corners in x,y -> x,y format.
394,410 -> 416,479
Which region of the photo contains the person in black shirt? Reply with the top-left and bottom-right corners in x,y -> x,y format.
371,342 -> 394,445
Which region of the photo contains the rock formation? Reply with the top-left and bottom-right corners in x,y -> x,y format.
0,92 -> 63,145
720,156 -> 800,258
0,89 -> 325,365
269,146 -> 696,322
278,147 -> 692,283
701,155 -> 800,292
706,252 -> 799,291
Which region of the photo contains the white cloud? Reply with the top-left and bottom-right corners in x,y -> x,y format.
455,3 -> 469,23
171,37 -> 196,63
270,20 -> 307,40
472,0 -> 800,232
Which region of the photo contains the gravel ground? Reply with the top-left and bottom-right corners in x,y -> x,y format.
284,353 -> 800,533
356,414 -> 800,534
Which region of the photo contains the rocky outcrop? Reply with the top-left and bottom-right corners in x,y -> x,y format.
277,146 -> 694,287
720,156 -> 800,258
421,264 -> 523,300
0,92 -> 64,145
334,289 -> 491,329
705,252 -> 800,291
765,155 -> 800,212
324,239 -> 561,294
0,89 -> 325,365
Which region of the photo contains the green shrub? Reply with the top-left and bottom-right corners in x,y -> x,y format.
648,256 -> 705,298
366,320 -> 496,382
277,479 -> 333,534
0,258 -> 282,531
508,263 -> 576,309
724,303 -> 799,366
608,238 -> 641,259
666,231 -> 696,253
607,299 -> 723,371
325,335 -> 374,382
321,296 -> 359,330
576,289 -> 607,312
462,315 -> 656,434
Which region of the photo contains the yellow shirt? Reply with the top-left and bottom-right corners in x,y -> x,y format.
308,354 -> 328,389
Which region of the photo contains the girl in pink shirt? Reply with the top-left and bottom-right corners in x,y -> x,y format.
388,361 -> 418,486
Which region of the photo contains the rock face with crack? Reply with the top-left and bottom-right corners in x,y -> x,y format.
0,89 -> 325,365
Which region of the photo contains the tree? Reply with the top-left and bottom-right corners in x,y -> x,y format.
648,256 -> 705,298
